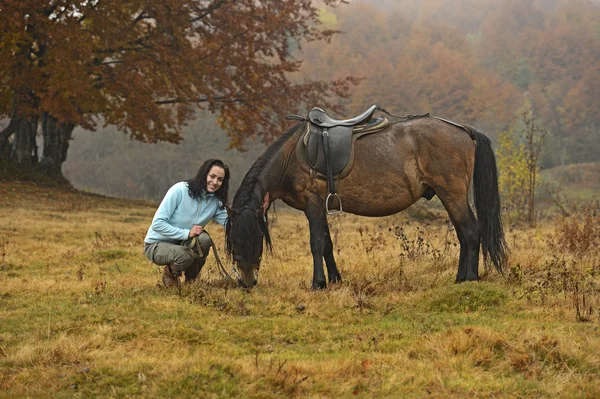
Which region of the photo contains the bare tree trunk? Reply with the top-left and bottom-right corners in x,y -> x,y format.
39,113 -> 75,179
529,171 -> 536,224
0,118 -> 16,159
522,111 -> 547,227
10,114 -> 39,168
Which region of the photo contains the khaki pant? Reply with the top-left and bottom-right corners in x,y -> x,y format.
144,232 -> 212,278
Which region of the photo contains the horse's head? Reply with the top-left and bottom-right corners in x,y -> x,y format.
225,203 -> 271,288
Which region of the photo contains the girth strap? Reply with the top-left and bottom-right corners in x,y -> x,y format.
321,129 -> 342,214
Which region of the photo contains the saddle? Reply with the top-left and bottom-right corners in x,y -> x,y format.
288,105 -> 390,214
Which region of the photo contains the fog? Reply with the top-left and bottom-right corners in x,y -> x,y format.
63,0 -> 599,201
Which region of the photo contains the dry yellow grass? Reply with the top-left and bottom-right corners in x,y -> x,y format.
1,182 -> 599,398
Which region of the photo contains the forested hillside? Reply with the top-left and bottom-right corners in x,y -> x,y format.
300,0 -> 598,167
60,0 -> 598,200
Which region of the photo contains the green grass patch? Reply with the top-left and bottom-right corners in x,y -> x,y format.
427,283 -> 507,312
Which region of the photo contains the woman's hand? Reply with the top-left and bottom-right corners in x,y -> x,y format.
189,225 -> 204,237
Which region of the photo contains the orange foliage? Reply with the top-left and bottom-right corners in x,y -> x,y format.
299,0 -> 598,165
0,0 -> 356,149
1,0 -> 597,164
299,3 -> 520,126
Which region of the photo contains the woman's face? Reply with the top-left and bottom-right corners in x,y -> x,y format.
206,166 -> 226,193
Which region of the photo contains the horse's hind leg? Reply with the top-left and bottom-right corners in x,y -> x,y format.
435,190 -> 481,282
324,222 -> 342,284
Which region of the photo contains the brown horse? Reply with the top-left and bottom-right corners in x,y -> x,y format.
226,111 -> 508,289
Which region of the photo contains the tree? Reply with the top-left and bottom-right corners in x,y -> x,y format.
299,3 -> 521,128
496,109 -> 547,226
477,0 -> 599,166
0,0 -> 357,181
522,111 -> 547,226
496,127 -> 528,225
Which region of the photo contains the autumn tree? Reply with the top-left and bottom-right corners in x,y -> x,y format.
478,0 -> 599,166
496,108 -> 547,225
522,111 -> 547,225
0,0 -> 356,182
496,127 -> 528,224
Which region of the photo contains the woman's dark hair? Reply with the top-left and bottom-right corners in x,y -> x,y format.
186,159 -> 230,207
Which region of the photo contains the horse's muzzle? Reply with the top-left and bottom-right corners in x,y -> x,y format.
238,278 -> 257,289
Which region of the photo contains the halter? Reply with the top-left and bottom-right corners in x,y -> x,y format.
233,254 -> 261,281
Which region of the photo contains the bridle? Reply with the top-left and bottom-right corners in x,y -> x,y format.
233,254 -> 261,282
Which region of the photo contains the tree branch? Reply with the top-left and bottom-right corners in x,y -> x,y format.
78,0 -> 101,24
198,29 -> 249,63
133,10 -> 148,24
190,0 -> 229,23
155,89 -> 283,106
155,95 -> 227,105
94,45 -> 152,54
44,3 -> 62,18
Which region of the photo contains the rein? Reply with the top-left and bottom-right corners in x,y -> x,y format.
184,232 -> 240,282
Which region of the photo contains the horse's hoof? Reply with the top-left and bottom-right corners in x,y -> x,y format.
456,275 -> 479,283
312,281 -> 327,290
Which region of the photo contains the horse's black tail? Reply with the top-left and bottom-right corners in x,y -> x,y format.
468,127 -> 508,274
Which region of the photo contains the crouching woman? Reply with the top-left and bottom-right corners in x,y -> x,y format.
143,159 -> 230,287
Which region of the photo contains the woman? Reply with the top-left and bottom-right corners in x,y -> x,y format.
144,159 -> 230,287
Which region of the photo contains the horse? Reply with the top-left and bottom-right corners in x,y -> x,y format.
225,109 -> 508,289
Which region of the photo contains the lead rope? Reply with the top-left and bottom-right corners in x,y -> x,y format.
207,232 -> 239,282
187,200 -> 238,282
184,233 -> 239,282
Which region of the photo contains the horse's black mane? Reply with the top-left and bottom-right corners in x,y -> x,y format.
226,122 -> 304,261
232,122 -> 304,209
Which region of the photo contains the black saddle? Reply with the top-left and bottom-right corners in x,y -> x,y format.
288,105 -> 390,214
305,114 -> 386,176
308,105 -> 378,128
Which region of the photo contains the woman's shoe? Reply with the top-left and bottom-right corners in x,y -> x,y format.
162,264 -> 180,288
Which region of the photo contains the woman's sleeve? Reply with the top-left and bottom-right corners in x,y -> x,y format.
212,203 -> 229,227
151,185 -> 190,240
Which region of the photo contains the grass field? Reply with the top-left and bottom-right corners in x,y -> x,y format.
1,181 -> 599,398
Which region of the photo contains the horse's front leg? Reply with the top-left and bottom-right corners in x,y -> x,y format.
305,202 -> 328,289
324,222 -> 342,284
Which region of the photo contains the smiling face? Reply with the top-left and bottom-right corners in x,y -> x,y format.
206,166 -> 225,193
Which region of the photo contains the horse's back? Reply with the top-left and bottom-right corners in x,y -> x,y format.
392,117 -> 477,178
352,116 -> 476,173
335,117 -> 477,216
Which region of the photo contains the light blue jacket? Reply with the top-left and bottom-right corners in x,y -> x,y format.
144,181 -> 228,244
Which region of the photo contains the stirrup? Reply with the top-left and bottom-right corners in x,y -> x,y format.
326,193 -> 343,216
